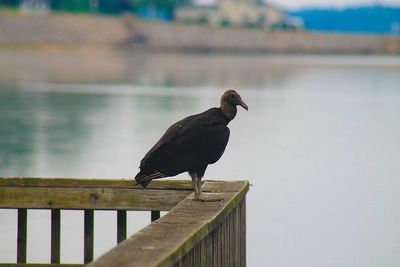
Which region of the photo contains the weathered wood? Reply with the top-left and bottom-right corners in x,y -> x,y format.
84,210 -> 94,264
0,187 -> 191,211
117,210 -> 127,244
1,178 -> 248,267
17,208 -> 27,264
0,178 -> 194,190
87,181 -> 249,267
151,211 -> 160,222
174,199 -> 246,267
201,180 -> 250,193
51,209 -> 61,264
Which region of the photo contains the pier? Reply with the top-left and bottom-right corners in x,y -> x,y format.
0,177 -> 249,267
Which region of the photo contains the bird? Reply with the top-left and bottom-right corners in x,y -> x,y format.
135,90 -> 248,201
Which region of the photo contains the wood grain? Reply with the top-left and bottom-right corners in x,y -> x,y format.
88,180 -> 249,267
0,178 -> 194,190
0,178 -> 249,267
0,187 -> 191,211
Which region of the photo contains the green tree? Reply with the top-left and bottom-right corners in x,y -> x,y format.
50,0 -> 90,12
0,0 -> 19,8
129,0 -> 190,13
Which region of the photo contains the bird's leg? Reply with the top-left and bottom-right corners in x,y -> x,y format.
190,172 -> 200,200
193,176 -> 224,202
197,178 -> 202,198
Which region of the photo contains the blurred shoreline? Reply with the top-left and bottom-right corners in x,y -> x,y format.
1,11 -> 399,54
1,49 -> 399,86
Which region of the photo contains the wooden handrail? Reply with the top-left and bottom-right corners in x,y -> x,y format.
0,178 -> 194,189
0,178 -> 249,267
0,178 -> 193,211
88,180 -> 249,267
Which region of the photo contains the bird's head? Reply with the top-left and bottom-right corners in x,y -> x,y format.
220,89 -> 248,122
221,89 -> 248,111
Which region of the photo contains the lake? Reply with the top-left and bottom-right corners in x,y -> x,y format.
0,50 -> 400,266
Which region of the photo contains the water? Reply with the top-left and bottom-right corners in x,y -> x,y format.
0,51 -> 400,266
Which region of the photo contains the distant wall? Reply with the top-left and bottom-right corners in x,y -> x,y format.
0,12 -> 131,46
1,11 -> 399,54
133,20 -> 400,54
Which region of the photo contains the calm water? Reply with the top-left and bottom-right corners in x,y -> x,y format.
1,51 -> 400,266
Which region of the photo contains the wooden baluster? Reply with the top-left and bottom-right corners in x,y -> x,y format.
51,209 -> 61,264
84,209 -> 94,264
117,210 -> 126,244
151,210 -> 160,222
17,208 -> 27,263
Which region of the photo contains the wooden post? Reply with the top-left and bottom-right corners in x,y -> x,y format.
84,209 -> 94,264
117,210 -> 126,244
17,208 -> 27,263
51,209 -> 61,264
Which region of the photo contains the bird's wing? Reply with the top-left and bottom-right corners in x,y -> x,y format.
139,115 -> 194,169
135,119 -> 229,186
139,112 -> 226,171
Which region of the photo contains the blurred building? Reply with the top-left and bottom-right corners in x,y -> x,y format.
176,0 -> 302,29
20,0 -> 50,14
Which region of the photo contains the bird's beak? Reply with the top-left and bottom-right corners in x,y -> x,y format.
238,99 -> 248,111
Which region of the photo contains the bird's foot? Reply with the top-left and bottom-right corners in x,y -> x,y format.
193,193 -> 224,202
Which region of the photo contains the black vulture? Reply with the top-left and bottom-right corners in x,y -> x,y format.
135,90 -> 248,201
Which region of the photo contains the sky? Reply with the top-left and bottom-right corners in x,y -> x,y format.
196,0 -> 400,9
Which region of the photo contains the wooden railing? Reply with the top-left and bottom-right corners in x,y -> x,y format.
0,177 -> 249,267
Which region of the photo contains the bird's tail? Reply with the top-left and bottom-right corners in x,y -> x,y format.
135,170 -> 166,188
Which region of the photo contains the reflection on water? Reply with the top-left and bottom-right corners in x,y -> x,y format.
0,90 -> 108,176
1,49 -> 400,87
0,51 -> 400,266
0,88 -> 200,178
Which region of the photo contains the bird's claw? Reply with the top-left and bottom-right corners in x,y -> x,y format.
193,194 -> 224,202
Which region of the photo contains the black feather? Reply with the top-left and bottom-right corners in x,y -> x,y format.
135,170 -> 166,187
134,90 -> 247,188
135,108 -> 230,186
